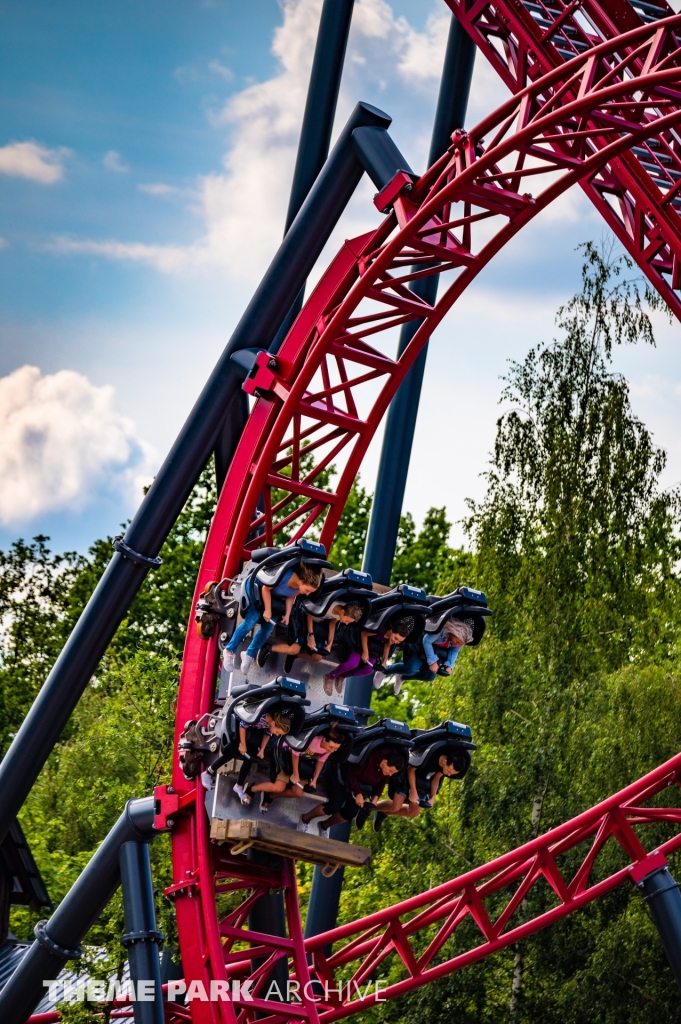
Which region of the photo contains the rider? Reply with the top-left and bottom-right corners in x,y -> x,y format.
372,749 -> 468,831
223,562 -> 324,676
385,618 -> 473,694
266,601 -> 364,682
324,615 -> 415,694
299,746 -> 407,833
231,710 -> 292,805
251,726 -> 344,805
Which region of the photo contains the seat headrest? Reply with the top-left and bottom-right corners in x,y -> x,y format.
226,678 -> 308,727
301,577 -> 374,618
346,718 -> 414,764
411,720 -> 473,744
249,546 -> 281,564
409,742 -> 473,774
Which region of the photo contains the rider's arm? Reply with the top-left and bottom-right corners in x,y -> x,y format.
422,633 -> 438,671
261,585 -> 273,621
408,766 -> 419,803
429,772 -> 443,803
360,629 -> 372,662
325,617 -> 338,649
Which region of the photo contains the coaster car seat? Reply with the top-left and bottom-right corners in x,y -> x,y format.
409,720 -> 476,781
237,538 -> 331,616
344,717 -> 414,769
286,703 -> 359,763
220,676 -> 310,751
300,568 -> 374,623
278,704 -> 359,782
361,584 -> 430,645
425,586 -> 492,647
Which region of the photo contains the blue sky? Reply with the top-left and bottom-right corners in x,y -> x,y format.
1,0 -> 679,556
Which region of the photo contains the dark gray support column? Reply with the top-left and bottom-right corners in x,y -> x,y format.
635,863 -> 681,991
0,797 -> 155,1024
0,99 -> 395,850
249,886 -> 289,1001
363,14 -> 476,586
119,841 -> 165,1024
305,14 -> 477,940
304,823 -> 350,950
270,0 -> 356,354
218,0 -> 356,490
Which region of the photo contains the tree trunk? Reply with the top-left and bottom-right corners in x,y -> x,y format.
509,784 -> 547,1020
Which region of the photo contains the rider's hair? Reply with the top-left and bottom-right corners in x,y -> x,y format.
442,751 -> 467,773
382,750 -> 407,772
444,618 -> 474,644
322,726 -> 343,744
297,562 -> 324,588
270,711 -> 292,735
389,615 -> 414,639
341,602 -> 363,621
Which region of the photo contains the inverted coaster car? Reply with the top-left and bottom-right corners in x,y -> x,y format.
237,538 -> 331,617
425,586 -> 492,646
361,583 -> 431,644
409,720 -> 477,780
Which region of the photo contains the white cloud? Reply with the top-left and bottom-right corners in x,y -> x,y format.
138,182 -> 183,197
395,6 -> 451,82
0,141 -> 68,184
0,365 -> 153,524
48,0 -> 465,280
50,235 -> 198,274
209,59 -> 234,81
102,149 -> 129,173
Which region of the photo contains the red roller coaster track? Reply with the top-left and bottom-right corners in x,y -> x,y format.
159,6 -> 681,1024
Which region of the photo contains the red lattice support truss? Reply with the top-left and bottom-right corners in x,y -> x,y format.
304,753 -> 681,1021
444,0 -> 681,315
167,18 -> 681,1024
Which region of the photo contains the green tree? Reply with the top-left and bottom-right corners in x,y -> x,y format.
392,506 -> 473,594
328,477 -> 372,569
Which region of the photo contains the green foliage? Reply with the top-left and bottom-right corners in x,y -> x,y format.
392,506 -> 473,594
5,464 -> 215,968
328,477 -> 372,569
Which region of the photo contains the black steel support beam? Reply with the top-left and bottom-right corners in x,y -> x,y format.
635,864 -> 681,991
0,99 -> 395,850
218,0 -> 356,490
269,0 -> 356,355
120,841 -> 165,1024
363,13 -> 476,587
0,797 -> 156,1024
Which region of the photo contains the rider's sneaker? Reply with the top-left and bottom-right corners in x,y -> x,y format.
355,805 -> 371,830
393,675 -> 404,695
256,645 -> 271,668
373,811 -> 387,833
323,674 -> 334,696
372,671 -> 385,690
223,651 -> 235,671
284,654 -> 296,673
240,652 -> 253,675
233,783 -> 251,806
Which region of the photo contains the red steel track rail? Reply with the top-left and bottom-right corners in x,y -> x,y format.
444,0 -> 681,316
304,752 -> 681,1022
165,18 -> 681,1024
